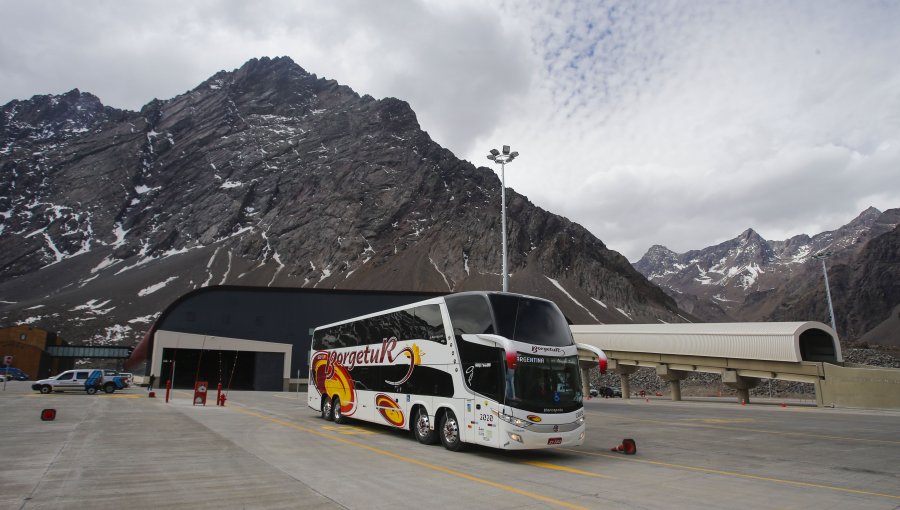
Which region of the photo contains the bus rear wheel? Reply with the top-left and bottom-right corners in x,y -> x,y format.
322,396 -> 334,421
439,410 -> 465,451
332,397 -> 348,424
413,407 -> 437,445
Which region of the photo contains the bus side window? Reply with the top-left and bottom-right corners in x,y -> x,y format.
414,304 -> 446,343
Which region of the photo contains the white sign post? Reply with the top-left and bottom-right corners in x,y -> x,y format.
2,355 -> 10,391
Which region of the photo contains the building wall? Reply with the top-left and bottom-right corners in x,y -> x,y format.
0,326 -> 71,379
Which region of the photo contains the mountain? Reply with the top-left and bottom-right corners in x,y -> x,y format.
0,56 -> 687,346
634,208 -> 900,344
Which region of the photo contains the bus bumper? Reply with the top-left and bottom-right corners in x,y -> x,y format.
498,421 -> 586,450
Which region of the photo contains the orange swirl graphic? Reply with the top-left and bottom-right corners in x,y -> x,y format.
375,393 -> 404,427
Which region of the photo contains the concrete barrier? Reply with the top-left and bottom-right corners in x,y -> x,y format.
819,363 -> 900,410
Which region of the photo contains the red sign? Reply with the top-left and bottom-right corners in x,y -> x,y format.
547,437 -> 562,445
193,381 -> 209,406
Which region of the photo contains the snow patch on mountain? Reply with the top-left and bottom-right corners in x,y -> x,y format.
545,276 -> 599,323
138,276 -> 179,296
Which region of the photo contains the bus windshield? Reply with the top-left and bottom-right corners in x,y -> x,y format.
488,294 -> 574,347
506,354 -> 582,413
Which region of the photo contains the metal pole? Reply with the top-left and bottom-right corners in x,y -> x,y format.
501,160 -> 508,293
821,258 -> 838,337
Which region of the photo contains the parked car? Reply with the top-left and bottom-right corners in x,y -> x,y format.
32,369 -> 119,394
0,367 -> 30,381
589,387 -> 600,397
104,370 -> 133,387
599,386 -> 622,398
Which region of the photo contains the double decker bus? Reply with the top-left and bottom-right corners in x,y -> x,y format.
308,291 -> 607,451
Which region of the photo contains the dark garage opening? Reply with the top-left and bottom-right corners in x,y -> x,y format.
798,329 -> 838,362
160,348 -> 284,391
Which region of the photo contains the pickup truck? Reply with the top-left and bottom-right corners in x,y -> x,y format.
32,369 -> 130,394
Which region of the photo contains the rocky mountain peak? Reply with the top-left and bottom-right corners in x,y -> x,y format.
0,56 -> 687,347
1,88 -> 125,144
634,207 -> 900,344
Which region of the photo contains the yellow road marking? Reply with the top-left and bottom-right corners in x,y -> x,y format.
523,460 -> 615,479
232,406 -> 591,510
271,393 -> 305,400
99,394 -> 140,399
589,411 -> 900,445
321,424 -> 377,435
563,448 -> 900,501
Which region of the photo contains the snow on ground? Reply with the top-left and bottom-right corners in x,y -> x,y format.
430,257 -> 452,291
70,299 -> 115,315
591,298 -> 608,308
220,180 -> 243,189
219,251 -> 233,285
90,324 -> 132,345
128,315 -> 158,324
544,276 -> 600,323
92,256 -> 121,274
138,276 -> 179,297
615,307 -> 634,321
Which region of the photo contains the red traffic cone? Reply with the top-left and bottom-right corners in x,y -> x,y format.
610,438 -> 637,455
780,402 -> 787,408
148,391 -> 156,398
741,399 -> 746,406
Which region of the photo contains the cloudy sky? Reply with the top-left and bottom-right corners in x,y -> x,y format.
2,0 -> 898,260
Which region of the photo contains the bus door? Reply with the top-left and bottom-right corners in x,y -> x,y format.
466,397 -> 499,447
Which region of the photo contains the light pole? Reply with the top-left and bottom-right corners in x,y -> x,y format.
812,251 -> 838,338
487,145 -> 519,293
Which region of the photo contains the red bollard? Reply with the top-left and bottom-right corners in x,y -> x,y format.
218,392 -> 226,407
216,383 -> 222,406
165,380 -> 172,403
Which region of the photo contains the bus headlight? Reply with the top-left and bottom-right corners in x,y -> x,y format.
497,412 -> 533,428
576,416 -> 585,425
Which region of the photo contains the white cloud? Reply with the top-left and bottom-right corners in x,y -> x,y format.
1,0 -> 898,260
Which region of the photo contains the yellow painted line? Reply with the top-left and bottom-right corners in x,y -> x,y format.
232,406 -> 591,510
320,424 -> 377,435
523,460 -> 615,479
271,393 -> 305,400
589,411 -> 900,445
563,449 -> 900,501
99,393 -> 141,399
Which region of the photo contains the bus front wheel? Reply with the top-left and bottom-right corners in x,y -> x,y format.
439,410 -> 465,451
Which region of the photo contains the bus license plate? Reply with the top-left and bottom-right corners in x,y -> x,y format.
548,437 -> 562,445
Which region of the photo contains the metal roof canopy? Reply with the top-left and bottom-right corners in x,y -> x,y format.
46,345 -> 134,359
571,321 -> 841,364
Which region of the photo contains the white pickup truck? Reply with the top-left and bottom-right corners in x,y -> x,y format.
32,369 -> 131,394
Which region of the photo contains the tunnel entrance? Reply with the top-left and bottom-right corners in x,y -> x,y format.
159,348 -> 284,391
798,329 -> 838,362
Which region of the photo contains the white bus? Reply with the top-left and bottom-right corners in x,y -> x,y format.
307,291 -> 608,451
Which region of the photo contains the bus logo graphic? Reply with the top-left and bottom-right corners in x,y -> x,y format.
311,352 -> 358,417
